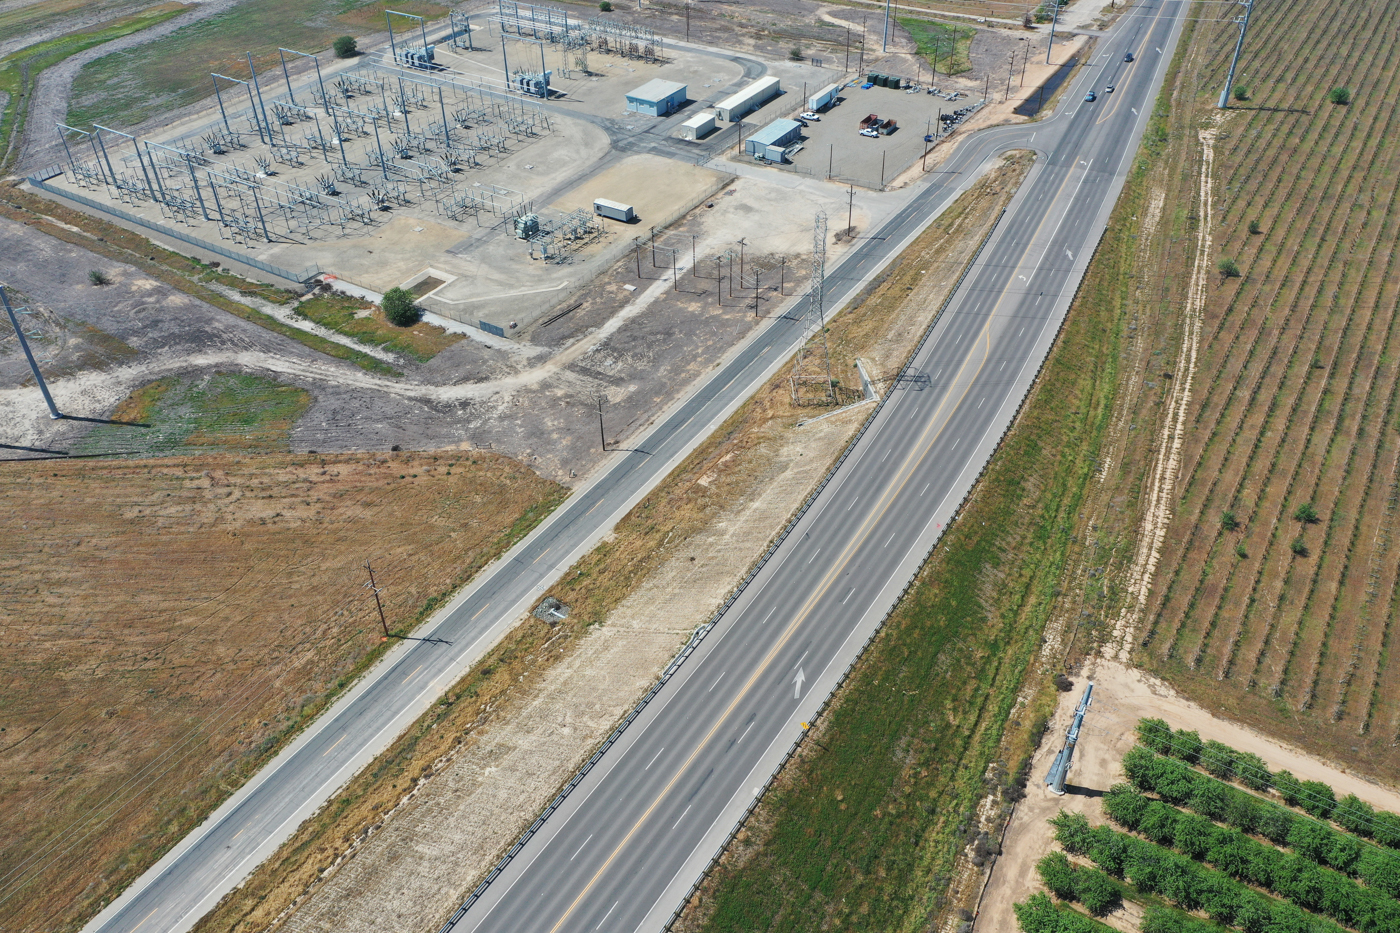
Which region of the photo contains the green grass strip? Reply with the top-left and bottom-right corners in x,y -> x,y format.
0,3 -> 191,170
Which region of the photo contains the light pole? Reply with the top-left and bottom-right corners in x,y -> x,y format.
1218,0 -> 1256,108
2,286 -> 61,419
1047,0 -> 1061,64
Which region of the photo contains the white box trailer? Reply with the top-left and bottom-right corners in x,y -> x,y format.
677,111 -> 716,140
593,198 -> 635,222
714,76 -> 781,122
808,82 -> 842,112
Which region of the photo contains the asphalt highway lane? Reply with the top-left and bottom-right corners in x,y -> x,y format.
81,6 -> 1181,932
452,4 -> 1187,933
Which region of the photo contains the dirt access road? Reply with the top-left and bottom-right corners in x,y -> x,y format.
974,659 -> 1400,932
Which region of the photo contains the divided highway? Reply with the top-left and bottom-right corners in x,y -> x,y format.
82,4 -> 1185,931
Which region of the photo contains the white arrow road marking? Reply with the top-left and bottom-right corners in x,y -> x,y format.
1132,107 -> 1139,115
793,668 -> 806,699
1065,248 -> 1075,261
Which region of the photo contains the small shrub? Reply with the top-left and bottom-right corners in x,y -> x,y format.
1329,87 -> 1351,105
1221,510 -> 1240,531
1054,672 -> 1074,691
1248,219 -> 1262,235
789,45 -> 804,61
88,269 -> 109,285
332,35 -> 357,58
598,0 -> 613,9
1233,84 -> 1249,101
1218,257 -> 1241,277
1235,543 -> 1248,558
1290,537 -> 1309,557
1293,502 -> 1320,524
382,287 -> 420,326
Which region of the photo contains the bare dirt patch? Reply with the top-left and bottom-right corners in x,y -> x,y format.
0,450 -> 565,932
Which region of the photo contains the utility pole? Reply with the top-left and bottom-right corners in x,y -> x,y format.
845,26 -> 851,72
1006,54 -> 1013,102
686,0 -> 690,42
828,142 -> 834,179
595,394 -> 608,450
1218,0 -> 1255,108
364,561 -> 390,638
738,238 -> 746,279
691,234 -> 697,274
857,14 -> 866,73
671,249 -> 678,290
847,183 -> 855,235
2,286 -> 61,419
650,226 -> 657,266
634,238 -> 641,278
1047,0 -> 1061,64
779,257 -> 785,295
752,272 -> 760,317
880,150 -> 886,188
1021,40 -> 1029,86
882,0 -> 891,52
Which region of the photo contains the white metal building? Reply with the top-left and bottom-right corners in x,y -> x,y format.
744,118 -> 802,163
714,76 -> 781,122
626,79 -> 688,116
677,111 -> 716,140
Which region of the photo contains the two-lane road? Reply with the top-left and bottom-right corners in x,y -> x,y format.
78,4 -> 1182,931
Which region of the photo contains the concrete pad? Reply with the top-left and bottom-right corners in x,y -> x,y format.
297,216 -> 466,294
549,154 -> 723,229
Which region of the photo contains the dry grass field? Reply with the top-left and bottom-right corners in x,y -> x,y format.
1138,0 -> 1400,778
0,450 -> 563,932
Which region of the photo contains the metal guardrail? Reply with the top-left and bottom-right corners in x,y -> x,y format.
435,205 -> 1011,933
24,176 -> 323,286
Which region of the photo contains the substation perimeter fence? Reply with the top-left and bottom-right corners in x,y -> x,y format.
435,205 -> 1020,933
26,176 -> 322,286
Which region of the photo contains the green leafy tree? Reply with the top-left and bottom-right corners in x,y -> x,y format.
1218,257 -> 1242,277
1200,740 -> 1237,780
1286,818 -> 1333,864
1372,810 -> 1400,848
1233,84 -> 1249,101
1138,717 -> 1174,754
381,286 -> 420,326
1248,219 -> 1262,234
1122,746 -> 1159,789
1329,87 -> 1351,105
1173,811 -> 1217,859
1038,851 -> 1077,899
1103,784 -> 1149,830
332,35 -> 357,58
1298,779 -> 1337,818
1073,867 -> 1123,916
1293,502 -> 1320,523
1172,729 -> 1203,763
598,1 -> 613,10
1257,805 -> 1295,847
1235,751 -> 1272,791
1221,510 -> 1240,531
1189,778 -> 1230,822
1290,536 -> 1309,557
1327,831 -> 1362,874
1052,811 -> 1096,854
1142,800 -> 1179,846
1359,847 -> 1400,897
1333,793 -> 1375,836
1154,756 -> 1199,805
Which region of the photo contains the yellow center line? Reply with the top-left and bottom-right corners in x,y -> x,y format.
401,664 -> 423,684
131,908 -> 159,932
472,602 -> 491,620
321,734 -> 345,757
1098,2 -> 1169,126
532,547 -> 551,564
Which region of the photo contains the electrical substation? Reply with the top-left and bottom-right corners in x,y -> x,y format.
21,0 -> 982,342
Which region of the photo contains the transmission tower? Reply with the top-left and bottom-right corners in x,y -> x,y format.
790,212 -> 835,406
1217,0 -> 1256,109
